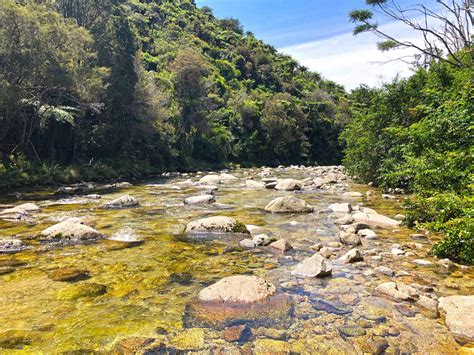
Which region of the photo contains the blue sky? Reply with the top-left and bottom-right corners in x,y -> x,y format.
196,0 -> 438,89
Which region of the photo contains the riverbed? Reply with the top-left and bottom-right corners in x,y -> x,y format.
0,166 -> 472,353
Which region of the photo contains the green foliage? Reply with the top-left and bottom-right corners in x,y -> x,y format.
342,57 -> 473,264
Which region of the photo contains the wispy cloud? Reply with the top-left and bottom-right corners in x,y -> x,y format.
280,21 -> 422,90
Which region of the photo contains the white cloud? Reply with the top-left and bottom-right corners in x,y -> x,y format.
280,21 -> 422,90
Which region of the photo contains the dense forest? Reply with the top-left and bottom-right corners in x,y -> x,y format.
0,0 -> 347,186
0,0 -> 472,264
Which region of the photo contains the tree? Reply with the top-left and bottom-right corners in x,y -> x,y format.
349,0 -> 473,68
0,0 -> 107,165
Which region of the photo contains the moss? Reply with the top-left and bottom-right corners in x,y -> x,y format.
232,221 -> 249,234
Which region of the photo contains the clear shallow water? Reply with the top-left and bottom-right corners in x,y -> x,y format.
0,167 -> 472,353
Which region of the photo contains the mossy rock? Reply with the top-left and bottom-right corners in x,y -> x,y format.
57,283 -> 107,300
169,328 -> 205,351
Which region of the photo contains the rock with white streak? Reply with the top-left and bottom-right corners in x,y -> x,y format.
101,195 -> 139,209
184,195 -> 216,205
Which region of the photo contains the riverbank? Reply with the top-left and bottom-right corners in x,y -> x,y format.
0,166 -> 472,352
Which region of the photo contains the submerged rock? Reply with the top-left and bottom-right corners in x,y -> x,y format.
49,267 -> 90,282
198,275 -> 276,303
292,253 -> 332,277
101,195 -> 139,209
438,295 -> 474,343
39,218 -> 103,241
185,216 -> 248,234
265,196 -> 313,213
57,282 -> 107,300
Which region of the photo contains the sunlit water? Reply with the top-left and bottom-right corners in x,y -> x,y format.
0,167 -> 472,353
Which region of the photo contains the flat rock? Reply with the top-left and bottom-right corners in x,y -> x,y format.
438,295 -> 474,343
184,195 -> 215,205
245,180 -> 265,189
353,212 -> 400,227
39,218 -> 103,241
292,253 -> 332,277
375,282 -> 418,301
198,275 -> 276,303
275,179 -> 302,191
101,195 -> 139,209
185,216 -> 248,234
265,196 -> 313,213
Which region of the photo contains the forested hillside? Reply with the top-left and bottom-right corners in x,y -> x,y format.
0,0 -> 347,186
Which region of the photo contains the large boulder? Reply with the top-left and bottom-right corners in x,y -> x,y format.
275,179 -> 302,191
438,295 -> 474,343
352,212 -> 400,227
292,253 -> 332,277
39,218 -> 103,241
184,195 -> 215,205
265,196 -> 313,213
101,195 -> 139,209
198,275 -> 276,303
185,216 -> 248,234
199,175 -> 221,185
